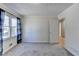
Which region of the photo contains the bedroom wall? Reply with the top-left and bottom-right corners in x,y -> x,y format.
22,16 -> 58,43
58,4 -> 79,55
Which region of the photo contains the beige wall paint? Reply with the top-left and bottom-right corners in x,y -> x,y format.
58,4 -> 79,55
22,16 -> 58,43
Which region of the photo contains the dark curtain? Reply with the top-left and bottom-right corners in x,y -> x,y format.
0,8 -> 5,55
17,17 -> 22,44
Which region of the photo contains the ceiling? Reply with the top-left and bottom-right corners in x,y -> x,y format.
3,3 -> 73,16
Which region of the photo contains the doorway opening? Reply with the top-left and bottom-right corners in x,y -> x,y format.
59,18 -> 65,47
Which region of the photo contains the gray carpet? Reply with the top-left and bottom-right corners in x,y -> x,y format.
3,43 -> 73,56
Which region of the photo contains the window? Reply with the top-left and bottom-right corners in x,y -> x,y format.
3,15 -> 9,26
11,17 -> 17,27
11,17 -> 17,37
2,27 -> 10,39
0,9 -> 21,54
2,13 -> 18,39
2,14 -> 10,39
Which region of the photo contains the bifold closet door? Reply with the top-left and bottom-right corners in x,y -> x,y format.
23,17 -> 49,43
49,19 -> 58,43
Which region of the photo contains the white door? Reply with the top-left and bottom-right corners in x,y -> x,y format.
49,19 -> 58,43
23,17 -> 49,43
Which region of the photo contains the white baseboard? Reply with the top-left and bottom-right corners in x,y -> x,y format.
64,45 -> 79,56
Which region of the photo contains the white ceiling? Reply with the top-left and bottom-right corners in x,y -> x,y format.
4,3 -> 73,16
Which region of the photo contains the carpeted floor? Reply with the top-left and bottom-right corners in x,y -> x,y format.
3,43 -> 73,56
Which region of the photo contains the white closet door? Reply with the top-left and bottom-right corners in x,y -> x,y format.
23,17 -> 49,43
49,19 -> 58,43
